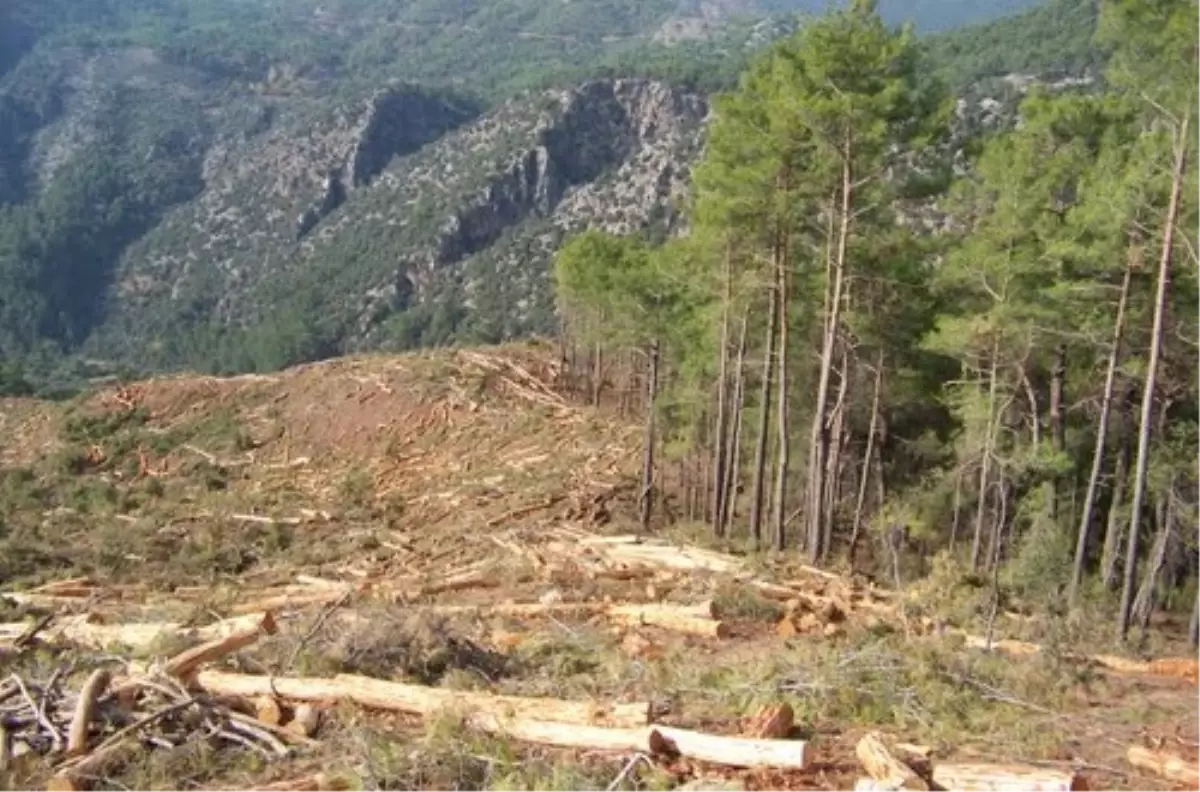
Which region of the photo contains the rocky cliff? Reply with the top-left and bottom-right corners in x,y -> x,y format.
82,77 -> 707,368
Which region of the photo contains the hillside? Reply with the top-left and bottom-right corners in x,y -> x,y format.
1,343 -> 1196,791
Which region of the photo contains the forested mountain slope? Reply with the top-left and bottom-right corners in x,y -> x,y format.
0,0 -> 1104,388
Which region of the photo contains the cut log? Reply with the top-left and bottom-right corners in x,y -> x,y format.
250,773 -> 349,791
466,713 -> 647,752
334,673 -> 648,727
412,601 -> 603,618
464,715 -> 807,769
931,763 -> 1082,791
741,703 -> 794,739
0,612 -> 277,652
256,696 -> 284,726
285,704 -> 321,737
649,725 -> 807,769
607,602 -> 729,638
232,589 -> 355,615
1148,657 -> 1200,683
418,567 -> 501,597
66,670 -> 110,757
1126,745 -> 1200,788
164,611 -> 277,679
855,732 -> 928,791
191,671 -> 649,728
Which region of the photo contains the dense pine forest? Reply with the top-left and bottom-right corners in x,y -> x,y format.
553,0 -> 1198,642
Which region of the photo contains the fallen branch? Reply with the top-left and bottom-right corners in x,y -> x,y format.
164,612 -> 278,679
66,670 -> 110,757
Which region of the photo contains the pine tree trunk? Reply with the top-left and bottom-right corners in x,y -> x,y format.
1070,258 -> 1133,606
722,315 -> 749,537
771,234 -> 791,551
1189,588 -> 1198,649
1049,344 -> 1067,520
639,339 -> 660,537
807,154 -> 853,563
591,342 -> 603,407
972,349 -> 1000,572
949,468 -> 963,551
711,247 -> 733,536
1100,427 -> 1131,589
849,352 -> 884,568
749,269 -> 780,550
1133,486 -> 1172,631
1118,118 -> 1188,641
821,346 -> 850,562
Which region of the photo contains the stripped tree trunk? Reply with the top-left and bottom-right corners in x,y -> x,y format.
1100,429 -> 1131,589
1070,257 -> 1133,606
849,352 -> 884,568
711,246 -> 733,536
771,228 -> 791,551
821,346 -> 850,563
1118,118 -> 1188,641
749,254 -> 781,549
1134,485 -> 1173,631
722,316 -> 750,537
639,340 -> 660,537
972,348 -> 1000,573
807,153 -> 853,563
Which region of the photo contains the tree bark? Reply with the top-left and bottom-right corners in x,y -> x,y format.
1070,258 -> 1133,606
1100,420 -> 1131,588
807,151 -> 853,563
849,353 -> 884,568
1189,587 -> 1198,649
1133,485 -> 1173,630
972,348 -> 1000,572
749,266 -> 781,549
639,339 -> 660,537
722,315 -> 749,537
821,346 -> 850,563
592,341 -> 603,406
1118,118 -> 1188,641
771,228 -> 791,551
1048,343 -> 1067,520
712,246 -> 733,536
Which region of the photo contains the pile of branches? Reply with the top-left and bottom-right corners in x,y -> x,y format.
0,613 -> 313,790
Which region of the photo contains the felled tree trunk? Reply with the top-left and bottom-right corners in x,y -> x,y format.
1126,745 -> 1200,788
931,763 -> 1082,791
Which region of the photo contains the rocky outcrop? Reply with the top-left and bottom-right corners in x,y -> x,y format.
87,76 -> 707,365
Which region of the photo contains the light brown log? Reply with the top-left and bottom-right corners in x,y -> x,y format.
333,673 -> 648,727
466,713 -> 648,752
1148,657 -> 1200,683
232,589 -> 354,615
0,612 -> 277,652
31,577 -> 96,594
463,716 -> 808,769
66,670 -> 110,757
931,764 -> 1082,791
607,602 -> 729,638
285,704 -> 321,737
193,671 -> 346,702
191,671 -> 649,728
649,725 -> 807,769
410,601 -> 603,617
250,773 -> 349,791
164,611 -> 277,679
256,696 -> 284,726
855,732 -> 928,790
1126,745 -> 1200,788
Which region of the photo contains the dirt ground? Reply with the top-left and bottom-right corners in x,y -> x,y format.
0,342 -> 1196,791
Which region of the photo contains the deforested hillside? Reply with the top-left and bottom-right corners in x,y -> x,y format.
0,341 -> 1197,791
